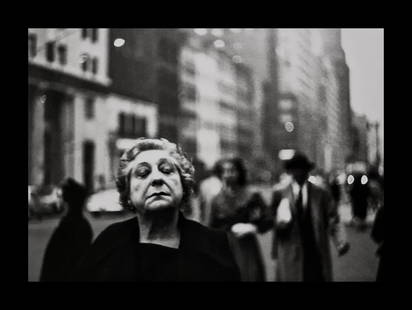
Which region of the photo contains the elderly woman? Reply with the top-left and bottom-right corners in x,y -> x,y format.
72,138 -> 240,281
209,157 -> 272,281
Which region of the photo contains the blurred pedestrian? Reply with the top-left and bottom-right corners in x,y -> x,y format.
209,156 -> 272,281
182,157 -> 208,222
270,151 -> 350,282
39,178 -> 93,282
348,172 -> 370,230
371,204 -> 384,282
72,138 -> 240,281
328,171 -> 341,205
198,163 -> 223,226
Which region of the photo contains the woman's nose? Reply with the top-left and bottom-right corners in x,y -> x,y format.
150,169 -> 165,186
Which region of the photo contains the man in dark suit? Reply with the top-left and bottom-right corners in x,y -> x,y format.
271,151 -> 350,281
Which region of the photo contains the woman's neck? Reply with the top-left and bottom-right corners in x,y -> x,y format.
137,208 -> 180,249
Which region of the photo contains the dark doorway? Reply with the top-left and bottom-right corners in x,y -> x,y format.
83,141 -> 95,194
43,90 -> 64,186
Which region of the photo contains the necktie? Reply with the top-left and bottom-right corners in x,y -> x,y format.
295,187 -> 304,221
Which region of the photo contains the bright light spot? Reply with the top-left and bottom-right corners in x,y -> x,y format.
40,95 -> 47,104
279,149 -> 295,160
194,28 -> 208,36
347,175 -> 354,185
308,176 -> 317,184
285,121 -> 294,132
232,55 -> 242,63
211,29 -> 223,37
214,39 -> 225,48
229,28 -> 242,33
361,175 -> 368,185
113,38 -> 125,47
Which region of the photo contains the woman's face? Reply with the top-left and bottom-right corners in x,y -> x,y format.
128,150 -> 183,214
221,161 -> 239,186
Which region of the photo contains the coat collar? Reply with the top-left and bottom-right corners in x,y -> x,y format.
118,212 -> 212,255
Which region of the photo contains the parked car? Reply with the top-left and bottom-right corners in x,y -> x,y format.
86,188 -> 125,217
28,185 -> 64,220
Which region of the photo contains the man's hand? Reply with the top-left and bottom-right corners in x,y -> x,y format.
276,198 -> 292,227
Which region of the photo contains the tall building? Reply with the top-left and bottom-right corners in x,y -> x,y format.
273,29 -> 352,174
107,29 -> 159,181
319,29 -> 352,172
108,29 -> 185,145
179,31 -> 241,168
275,29 -> 319,168
28,28 -> 111,192
201,29 -> 278,179
351,113 -> 369,163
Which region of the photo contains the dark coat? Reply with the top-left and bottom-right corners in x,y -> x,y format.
271,181 -> 347,281
40,215 -> 93,282
210,187 -> 272,281
371,205 -> 384,281
71,213 -> 240,281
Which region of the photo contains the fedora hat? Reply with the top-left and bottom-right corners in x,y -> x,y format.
284,151 -> 315,171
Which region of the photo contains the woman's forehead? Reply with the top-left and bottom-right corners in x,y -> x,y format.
222,161 -> 235,169
131,149 -> 177,166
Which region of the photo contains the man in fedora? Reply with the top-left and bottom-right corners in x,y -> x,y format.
270,151 -> 350,281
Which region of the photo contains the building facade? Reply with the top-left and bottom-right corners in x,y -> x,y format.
28,28 -> 111,192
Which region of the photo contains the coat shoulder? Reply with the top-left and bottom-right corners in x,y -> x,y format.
181,218 -> 238,268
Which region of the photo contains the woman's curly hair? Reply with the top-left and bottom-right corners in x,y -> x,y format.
215,156 -> 248,187
116,137 -> 195,212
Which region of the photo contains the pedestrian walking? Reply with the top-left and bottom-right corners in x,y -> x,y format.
348,172 -> 370,230
40,178 -> 93,282
270,151 -> 350,282
209,156 -> 272,281
198,163 -> 223,226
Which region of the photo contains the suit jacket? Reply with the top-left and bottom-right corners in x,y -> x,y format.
271,181 -> 347,281
71,213 -> 240,282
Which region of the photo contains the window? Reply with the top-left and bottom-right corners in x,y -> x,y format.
85,97 -> 95,119
28,33 -> 37,58
92,57 -> 98,74
135,116 -> 147,137
158,38 -> 177,64
57,45 -> 67,65
81,28 -> 88,39
46,41 -> 55,63
81,54 -> 89,72
91,28 -> 98,43
118,113 -> 147,138
118,113 -> 126,135
183,83 -> 197,101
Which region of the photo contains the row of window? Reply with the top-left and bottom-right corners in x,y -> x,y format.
45,41 -> 68,65
28,33 -> 99,74
81,54 -> 99,74
118,113 -> 147,138
81,28 -> 99,42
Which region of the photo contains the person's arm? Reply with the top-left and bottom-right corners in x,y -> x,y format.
249,192 -> 273,233
371,206 -> 384,244
324,189 -> 350,256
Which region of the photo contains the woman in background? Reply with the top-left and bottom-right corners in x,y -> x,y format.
209,157 -> 272,281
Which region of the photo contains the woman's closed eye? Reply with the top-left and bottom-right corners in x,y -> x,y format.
134,165 -> 151,178
159,162 -> 175,174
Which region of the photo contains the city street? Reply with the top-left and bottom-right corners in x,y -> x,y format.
28,185 -> 379,282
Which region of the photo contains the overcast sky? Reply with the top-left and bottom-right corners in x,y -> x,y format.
341,28 -> 383,155
341,30 -> 383,119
